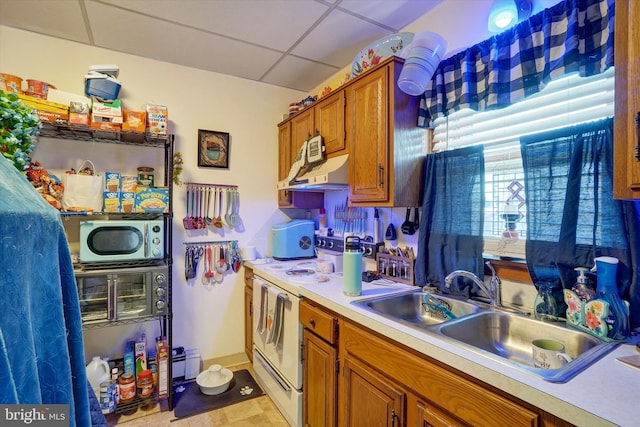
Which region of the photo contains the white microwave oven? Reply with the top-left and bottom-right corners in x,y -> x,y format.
79,220 -> 165,263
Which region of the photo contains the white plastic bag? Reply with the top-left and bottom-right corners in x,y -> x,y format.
62,160 -> 104,212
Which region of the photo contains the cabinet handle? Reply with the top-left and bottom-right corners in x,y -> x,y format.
378,164 -> 384,186
309,318 -> 315,328
635,112 -> 640,162
391,409 -> 398,427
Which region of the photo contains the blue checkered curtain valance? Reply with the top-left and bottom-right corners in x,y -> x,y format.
417,0 -> 614,128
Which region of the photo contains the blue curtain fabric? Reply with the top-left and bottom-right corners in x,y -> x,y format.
415,146 -> 485,297
0,156 -> 94,426
521,118 -> 640,328
417,0 -> 614,128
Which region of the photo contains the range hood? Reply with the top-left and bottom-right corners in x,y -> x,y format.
277,154 -> 349,191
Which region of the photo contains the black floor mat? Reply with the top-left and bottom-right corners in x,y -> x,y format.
172,369 -> 264,419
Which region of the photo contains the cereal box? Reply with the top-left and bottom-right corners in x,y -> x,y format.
146,104 -> 168,135
104,191 -> 120,212
135,187 -> 169,213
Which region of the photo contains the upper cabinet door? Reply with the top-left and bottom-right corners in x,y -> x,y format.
346,66 -> 389,203
290,108 -> 315,153
315,90 -> 346,157
614,0 -> 640,199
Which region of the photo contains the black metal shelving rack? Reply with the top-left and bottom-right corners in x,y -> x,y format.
45,124 -> 175,411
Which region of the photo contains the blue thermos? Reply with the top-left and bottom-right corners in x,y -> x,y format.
343,236 -> 363,296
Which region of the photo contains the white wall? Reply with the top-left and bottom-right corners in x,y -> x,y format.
0,25 -> 306,364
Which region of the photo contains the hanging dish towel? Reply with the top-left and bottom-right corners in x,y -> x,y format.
256,283 -> 268,334
272,293 -> 287,347
265,286 -> 280,344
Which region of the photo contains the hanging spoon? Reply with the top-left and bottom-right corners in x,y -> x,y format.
205,245 -> 214,280
205,187 -> 212,225
224,188 -> 232,227
213,188 -> 223,228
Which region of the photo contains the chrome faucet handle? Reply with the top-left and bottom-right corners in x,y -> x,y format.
485,261 -> 502,307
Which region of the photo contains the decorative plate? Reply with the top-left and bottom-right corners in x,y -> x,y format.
351,32 -> 414,78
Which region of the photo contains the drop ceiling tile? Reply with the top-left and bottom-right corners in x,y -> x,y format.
262,55 -> 339,92
0,0 -> 90,43
85,1 -> 282,81
339,0 -> 444,30
100,0 -> 330,51
292,8 -> 390,67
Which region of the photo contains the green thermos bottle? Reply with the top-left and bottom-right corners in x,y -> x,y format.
343,236 -> 363,296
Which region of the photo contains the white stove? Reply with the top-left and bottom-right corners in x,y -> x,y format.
252,258 -> 337,426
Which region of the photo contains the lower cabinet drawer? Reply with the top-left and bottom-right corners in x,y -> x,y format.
300,300 -> 338,344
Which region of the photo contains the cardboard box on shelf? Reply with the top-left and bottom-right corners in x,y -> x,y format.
103,191 -> 120,212
69,112 -> 90,126
105,172 -> 120,192
17,93 -> 69,124
91,98 -> 122,123
120,192 -> 136,213
122,110 -> 146,133
135,187 -> 169,213
47,89 -> 91,113
146,104 -> 168,135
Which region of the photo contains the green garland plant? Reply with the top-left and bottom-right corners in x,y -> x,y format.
0,90 -> 42,172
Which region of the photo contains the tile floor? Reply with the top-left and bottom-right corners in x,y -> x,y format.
105,363 -> 289,426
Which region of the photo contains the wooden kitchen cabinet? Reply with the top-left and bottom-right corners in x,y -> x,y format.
339,318 -> 564,427
314,90 -> 346,157
414,398 -> 469,427
244,266 -> 253,362
346,56 -> 426,207
277,119 -> 324,208
341,355 -> 405,427
300,300 -> 338,427
614,0 -> 640,198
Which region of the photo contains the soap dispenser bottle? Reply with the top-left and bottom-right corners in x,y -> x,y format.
343,236 -> 363,296
592,256 -> 630,341
572,267 -> 595,302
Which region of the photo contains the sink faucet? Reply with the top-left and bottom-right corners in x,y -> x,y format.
444,261 -> 502,308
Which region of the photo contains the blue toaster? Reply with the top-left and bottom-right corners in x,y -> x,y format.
272,220 -> 316,260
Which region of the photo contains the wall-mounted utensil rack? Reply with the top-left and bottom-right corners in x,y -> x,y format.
183,240 -> 241,282
183,183 -> 240,230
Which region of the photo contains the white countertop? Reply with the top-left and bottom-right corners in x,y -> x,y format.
248,260 -> 640,427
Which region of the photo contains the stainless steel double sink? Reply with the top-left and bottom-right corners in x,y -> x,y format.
351,291 -> 618,382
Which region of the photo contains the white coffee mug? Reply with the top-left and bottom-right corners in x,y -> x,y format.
532,339 -> 573,369
240,246 -> 257,261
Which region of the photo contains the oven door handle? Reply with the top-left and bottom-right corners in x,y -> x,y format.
107,277 -> 116,321
255,351 -> 291,392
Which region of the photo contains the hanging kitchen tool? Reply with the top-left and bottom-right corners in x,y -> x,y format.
205,187 -> 212,226
385,222 -> 397,241
205,245 -> 214,280
214,188 -> 223,228
183,186 -> 191,229
401,207 -> 416,235
414,207 -> 419,228
230,241 -> 241,273
224,188 -> 232,227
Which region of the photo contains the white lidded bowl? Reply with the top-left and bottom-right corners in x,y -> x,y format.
196,364 -> 233,395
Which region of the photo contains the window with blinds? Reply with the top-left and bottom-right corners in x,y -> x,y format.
429,67 -> 615,259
